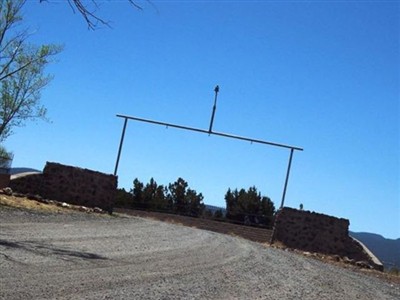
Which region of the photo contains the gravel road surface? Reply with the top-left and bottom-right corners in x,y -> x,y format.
1,207 -> 399,300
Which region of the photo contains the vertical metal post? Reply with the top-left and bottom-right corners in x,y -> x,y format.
114,117 -> 128,176
280,148 -> 294,209
208,85 -> 219,133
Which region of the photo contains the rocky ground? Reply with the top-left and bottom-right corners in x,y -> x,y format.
1,202 -> 399,300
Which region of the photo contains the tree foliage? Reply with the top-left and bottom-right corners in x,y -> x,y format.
225,186 -> 275,227
139,178 -> 169,211
144,178 -> 167,210
116,178 -> 275,226
213,209 -> 224,219
115,187 -> 132,207
167,177 -> 204,217
0,144 -> 12,170
0,0 -> 62,141
116,177 -> 205,217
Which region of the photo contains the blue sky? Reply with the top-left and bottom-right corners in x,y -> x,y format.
4,1 -> 399,238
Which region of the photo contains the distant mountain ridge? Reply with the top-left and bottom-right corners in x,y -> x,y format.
350,231 -> 400,270
10,167 -> 41,175
205,204 -> 226,216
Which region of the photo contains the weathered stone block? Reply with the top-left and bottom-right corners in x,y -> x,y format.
10,162 -> 117,213
271,207 -> 381,270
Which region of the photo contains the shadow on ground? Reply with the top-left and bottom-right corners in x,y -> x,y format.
0,239 -> 107,261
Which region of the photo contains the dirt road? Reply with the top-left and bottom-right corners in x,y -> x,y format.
1,207 -> 399,299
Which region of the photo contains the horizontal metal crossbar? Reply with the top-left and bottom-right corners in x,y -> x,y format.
116,114 -> 303,151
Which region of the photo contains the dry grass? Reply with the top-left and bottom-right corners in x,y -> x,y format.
0,194 -> 68,213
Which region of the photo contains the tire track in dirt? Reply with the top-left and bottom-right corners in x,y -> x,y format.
1,208 -> 399,300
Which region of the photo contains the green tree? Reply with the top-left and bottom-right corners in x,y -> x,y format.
225,188 -> 237,217
214,209 -> 224,219
240,186 -> 260,214
168,177 -> 188,214
0,144 -> 12,171
132,178 -> 144,208
128,177 -> 204,216
142,178 -> 168,211
225,186 -> 275,226
260,196 -> 275,216
115,188 -> 133,208
186,188 -> 205,217
0,0 -> 62,141
202,208 -> 213,219
167,177 -> 204,217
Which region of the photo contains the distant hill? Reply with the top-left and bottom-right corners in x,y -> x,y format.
205,205 -> 226,216
10,167 -> 41,175
350,231 -> 400,270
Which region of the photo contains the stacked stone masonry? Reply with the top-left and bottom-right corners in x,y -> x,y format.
0,174 -> 11,189
9,173 -> 43,195
10,162 -> 117,213
272,207 -> 382,270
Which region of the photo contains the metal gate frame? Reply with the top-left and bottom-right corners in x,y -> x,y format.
114,86 -> 303,208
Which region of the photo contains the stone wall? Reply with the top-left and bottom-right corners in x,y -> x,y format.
0,174 -> 10,189
10,162 -> 117,213
271,207 -> 383,270
9,173 -> 43,195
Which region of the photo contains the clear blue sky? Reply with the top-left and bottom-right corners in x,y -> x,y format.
5,1 -> 399,238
